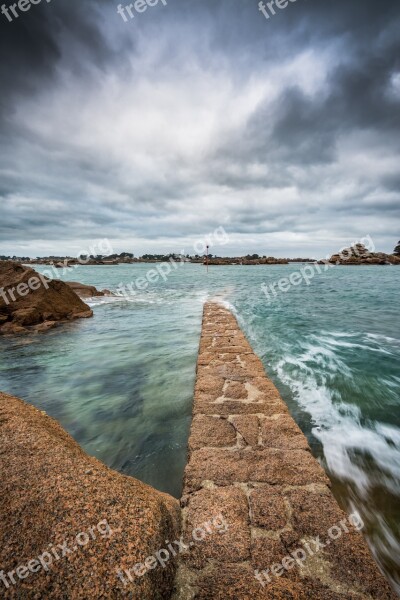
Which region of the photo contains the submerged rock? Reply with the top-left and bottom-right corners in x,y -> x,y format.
0,261 -> 93,334
0,392 -> 180,599
66,281 -> 113,299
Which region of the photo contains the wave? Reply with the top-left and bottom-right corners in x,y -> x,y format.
366,333 -> 400,346
310,333 -> 393,355
86,288 -> 212,309
274,329 -> 400,591
275,332 -> 400,490
86,295 -> 164,307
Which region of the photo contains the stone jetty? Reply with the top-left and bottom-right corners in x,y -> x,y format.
175,302 -> 396,599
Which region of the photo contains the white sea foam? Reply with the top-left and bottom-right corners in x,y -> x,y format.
275,333 -> 400,495
311,334 -> 393,355
366,333 -> 400,346
86,295 -> 162,307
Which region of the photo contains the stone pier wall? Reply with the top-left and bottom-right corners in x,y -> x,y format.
174,302 -> 396,599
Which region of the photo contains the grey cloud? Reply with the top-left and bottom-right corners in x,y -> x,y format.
0,0 -> 399,256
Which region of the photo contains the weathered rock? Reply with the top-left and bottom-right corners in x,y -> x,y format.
326,244 -> 400,265
249,487 -> 288,530
231,414 -> 260,447
182,487 -> 251,569
0,261 -> 93,334
189,562 -> 362,600
188,415 -> 237,452
261,414 -> 310,450
66,281 -> 113,298
0,392 -> 180,599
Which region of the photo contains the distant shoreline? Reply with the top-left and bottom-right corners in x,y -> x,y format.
25,260 -> 399,267
3,241 -> 399,268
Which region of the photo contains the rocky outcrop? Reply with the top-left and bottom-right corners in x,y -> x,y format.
203,257 -> 289,266
326,244 -> 400,265
0,392 -> 180,599
0,261 -> 93,334
66,281 -> 113,299
174,303 -> 397,599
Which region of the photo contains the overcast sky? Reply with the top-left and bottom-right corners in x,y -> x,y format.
0,0 -> 399,258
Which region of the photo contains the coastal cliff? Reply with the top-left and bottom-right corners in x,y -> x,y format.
0,392 -> 180,599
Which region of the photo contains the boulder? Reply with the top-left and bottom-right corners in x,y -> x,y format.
0,392 -> 180,599
328,244 -> 400,265
0,261 -> 93,334
66,281 -> 113,299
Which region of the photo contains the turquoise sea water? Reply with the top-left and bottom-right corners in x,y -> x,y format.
0,263 -> 399,591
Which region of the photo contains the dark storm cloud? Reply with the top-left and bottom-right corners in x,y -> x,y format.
267,46 -> 400,160
0,0 -> 134,120
0,5 -> 59,116
0,0 -> 399,256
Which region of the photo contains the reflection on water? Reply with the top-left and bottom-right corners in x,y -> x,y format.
0,264 -> 398,592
